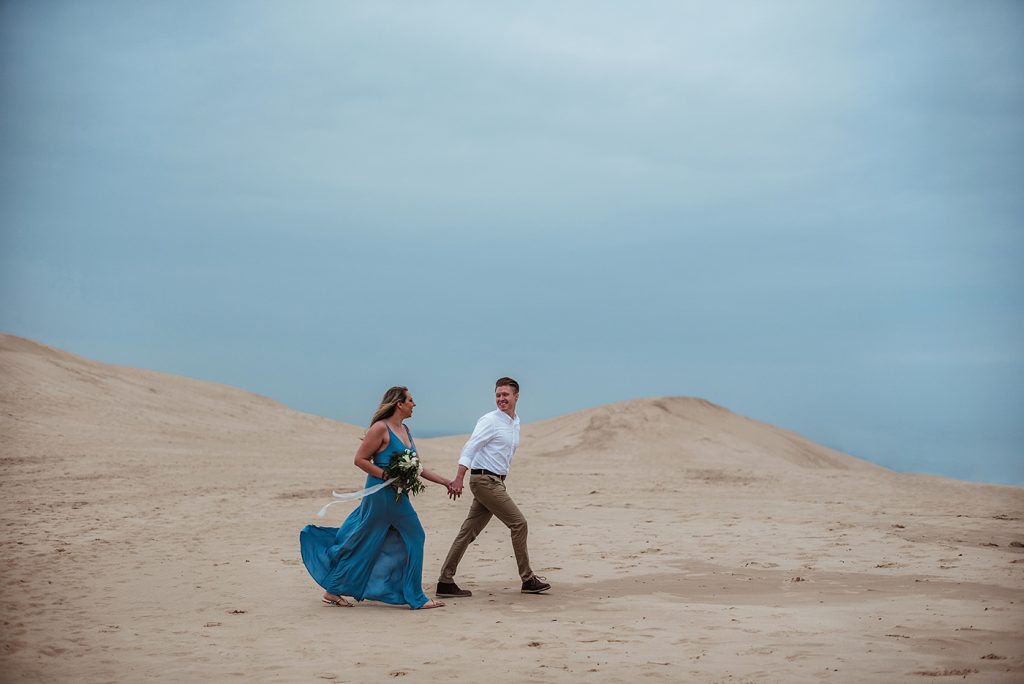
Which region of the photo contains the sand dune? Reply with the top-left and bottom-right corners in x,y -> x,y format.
1,333 -> 1021,682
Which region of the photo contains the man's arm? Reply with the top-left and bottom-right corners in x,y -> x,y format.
450,416 -> 493,497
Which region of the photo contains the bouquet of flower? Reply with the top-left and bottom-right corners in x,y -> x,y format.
382,448 -> 426,502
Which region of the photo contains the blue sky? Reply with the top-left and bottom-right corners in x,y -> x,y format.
2,2 -> 1022,484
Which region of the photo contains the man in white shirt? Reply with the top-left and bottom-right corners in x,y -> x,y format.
436,377 -> 551,596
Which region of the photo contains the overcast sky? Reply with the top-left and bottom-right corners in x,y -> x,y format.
2,1 -> 1022,484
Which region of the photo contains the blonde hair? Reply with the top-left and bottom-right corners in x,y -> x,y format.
369,386 -> 409,427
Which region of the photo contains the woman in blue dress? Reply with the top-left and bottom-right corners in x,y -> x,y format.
300,386 -> 455,609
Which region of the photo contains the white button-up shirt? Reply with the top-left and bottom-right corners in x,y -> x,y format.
458,409 -> 521,475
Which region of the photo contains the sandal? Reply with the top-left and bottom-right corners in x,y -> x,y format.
322,593 -> 353,607
419,598 -> 445,609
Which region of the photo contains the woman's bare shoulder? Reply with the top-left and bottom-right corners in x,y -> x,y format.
366,420 -> 388,437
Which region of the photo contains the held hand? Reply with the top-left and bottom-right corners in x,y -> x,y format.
446,481 -> 461,500
449,477 -> 464,496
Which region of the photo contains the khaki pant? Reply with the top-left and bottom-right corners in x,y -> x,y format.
439,474 -> 533,583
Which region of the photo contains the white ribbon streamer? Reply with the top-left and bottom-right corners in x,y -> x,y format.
316,479 -> 394,518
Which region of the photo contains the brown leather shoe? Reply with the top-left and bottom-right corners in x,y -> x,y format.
436,581 -> 472,597
521,575 -> 551,594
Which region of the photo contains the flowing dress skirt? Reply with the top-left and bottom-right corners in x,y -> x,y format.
300,474 -> 430,609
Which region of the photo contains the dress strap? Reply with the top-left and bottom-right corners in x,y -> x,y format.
388,423 -> 415,450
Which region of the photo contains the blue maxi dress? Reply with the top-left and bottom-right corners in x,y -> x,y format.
299,426 -> 431,609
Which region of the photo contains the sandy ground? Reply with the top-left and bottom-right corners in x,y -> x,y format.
1,333 -> 1022,683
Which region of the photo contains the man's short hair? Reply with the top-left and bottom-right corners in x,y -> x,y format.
495,377 -> 520,393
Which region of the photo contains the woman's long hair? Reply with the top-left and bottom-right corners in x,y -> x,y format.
369,386 -> 409,427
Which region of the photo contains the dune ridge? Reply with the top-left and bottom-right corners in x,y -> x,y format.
518,395 -> 881,473
1,333 -> 1021,682
0,334 -> 360,447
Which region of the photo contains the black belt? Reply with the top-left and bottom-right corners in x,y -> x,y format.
471,468 -> 506,480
